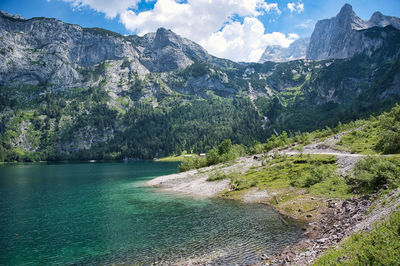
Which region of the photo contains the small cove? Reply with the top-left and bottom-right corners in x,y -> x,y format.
0,161 -> 302,265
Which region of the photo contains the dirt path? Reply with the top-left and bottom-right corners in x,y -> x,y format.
148,130 -> 369,198
282,151 -> 364,157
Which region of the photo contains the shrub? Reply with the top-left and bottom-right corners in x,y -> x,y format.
375,130 -> 400,154
178,140 -> 245,172
218,139 -> 232,155
289,164 -> 336,188
206,147 -> 220,166
178,157 -> 207,172
248,140 -> 264,155
375,105 -> 400,154
352,156 -> 400,193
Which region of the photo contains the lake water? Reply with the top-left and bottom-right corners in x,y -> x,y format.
0,161 -> 302,265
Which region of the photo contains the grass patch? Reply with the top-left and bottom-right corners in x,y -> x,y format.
156,153 -> 198,162
224,154 -> 353,209
336,127 -> 379,154
309,176 -> 353,199
230,155 -> 344,192
314,208 -> 400,265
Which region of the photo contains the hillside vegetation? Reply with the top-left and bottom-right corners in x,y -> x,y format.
1,45 -> 399,162
173,105 -> 400,264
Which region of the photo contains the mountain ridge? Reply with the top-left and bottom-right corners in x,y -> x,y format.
0,10 -> 228,89
306,4 -> 400,60
0,7 -> 399,162
260,3 -> 400,62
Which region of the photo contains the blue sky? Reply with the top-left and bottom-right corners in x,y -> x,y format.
1,0 -> 399,62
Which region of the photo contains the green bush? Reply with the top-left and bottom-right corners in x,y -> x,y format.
248,140 -> 264,155
375,104 -> 400,154
178,157 -> 207,172
352,156 -> 400,193
206,147 -> 220,166
264,131 -> 291,151
289,164 -> 336,188
218,139 -> 232,155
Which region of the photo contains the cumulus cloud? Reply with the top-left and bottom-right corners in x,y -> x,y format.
62,0 -> 299,62
206,18 -> 298,62
63,0 -> 140,18
120,0 -> 280,38
287,2 -> 304,14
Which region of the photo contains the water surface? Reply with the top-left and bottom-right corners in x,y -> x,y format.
0,161 -> 302,264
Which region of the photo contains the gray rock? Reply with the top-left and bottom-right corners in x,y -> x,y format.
259,38 -> 309,63
0,12 -> 219,89
306,4 -> 400,60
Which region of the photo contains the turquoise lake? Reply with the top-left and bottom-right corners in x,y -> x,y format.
0,161 -> 302,265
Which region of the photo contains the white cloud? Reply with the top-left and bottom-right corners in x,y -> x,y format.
62,0 -> 299,62
63,0 -> 140,18
205,17 -> 298,62
287,2 -> 304,14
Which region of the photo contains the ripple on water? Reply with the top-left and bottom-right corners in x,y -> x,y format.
0,162 -> 302,265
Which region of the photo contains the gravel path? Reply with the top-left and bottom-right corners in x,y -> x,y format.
148,130 -> 368,198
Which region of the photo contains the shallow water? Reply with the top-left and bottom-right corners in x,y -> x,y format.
0,161 -> 302,265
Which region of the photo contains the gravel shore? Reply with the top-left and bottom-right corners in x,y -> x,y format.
147,132 -> 399,265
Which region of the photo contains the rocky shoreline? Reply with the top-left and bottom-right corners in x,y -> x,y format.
148,132 -> 399,265
265,196 -> 371,265
148,162 -> 400,265
265,186 -> 400,265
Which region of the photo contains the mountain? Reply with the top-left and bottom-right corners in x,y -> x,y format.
0,8 -> 399,162
259,38 -> 309,63
306,4 -> 400,60
0,11 -> 227,88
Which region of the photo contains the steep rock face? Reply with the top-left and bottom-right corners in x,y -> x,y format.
0,11 -> 142,87
304,25 -> 400,106
0,8 -> 399,160
368,11 -> 400,29
259,38 -> 309,63
137,28 -> 211,72
306,4 -> 400,60
0,11 -> 214,88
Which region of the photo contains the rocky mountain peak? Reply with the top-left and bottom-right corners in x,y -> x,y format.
368,11 -> 400,29
306,4 -> 400,60
336,3 -> 367,30
370,11 -> 384,22
136,27 -> 212,72
337,3 -> 354,18
154,27 -> 181,49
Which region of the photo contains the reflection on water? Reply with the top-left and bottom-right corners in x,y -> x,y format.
0,162 -> 302,265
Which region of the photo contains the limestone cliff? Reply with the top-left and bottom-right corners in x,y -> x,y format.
306,4 -> 400,60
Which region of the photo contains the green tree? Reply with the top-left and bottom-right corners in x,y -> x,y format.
375,105 -> 400,154
206,148 -> 220,166
218,139 -> 232,155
